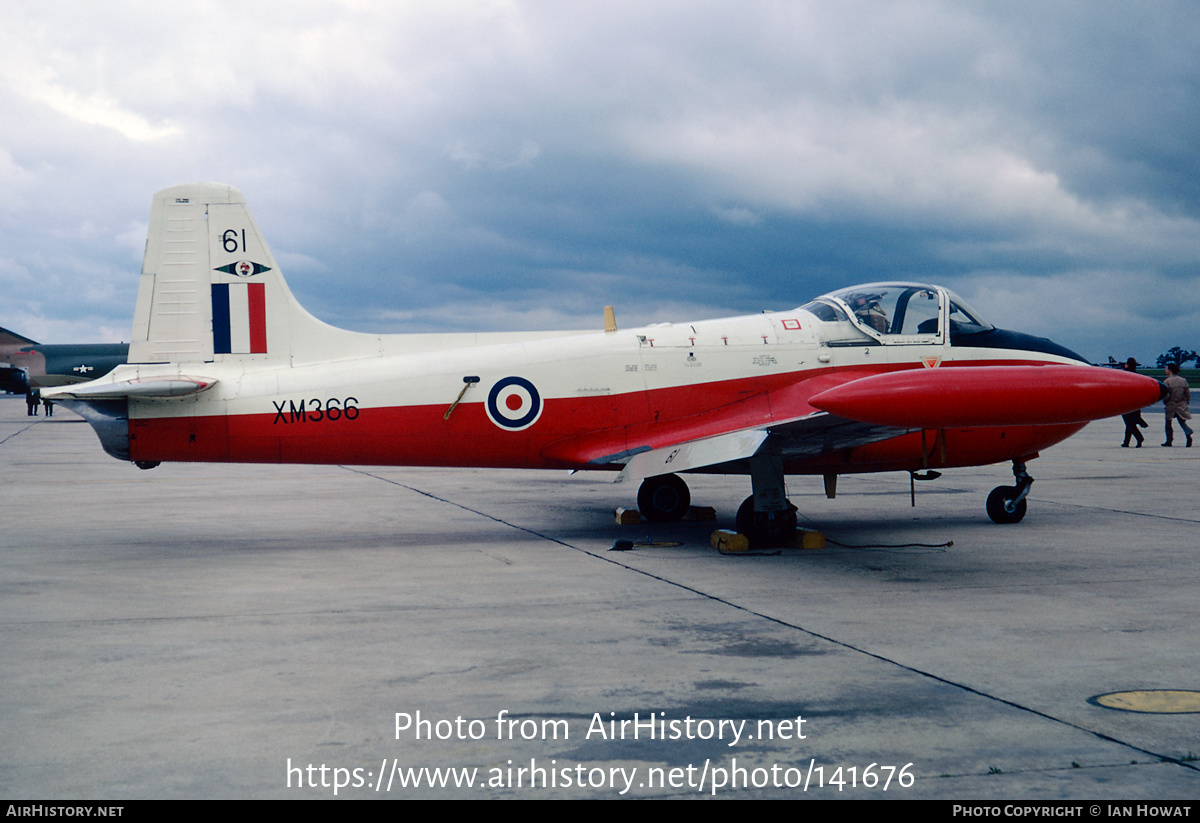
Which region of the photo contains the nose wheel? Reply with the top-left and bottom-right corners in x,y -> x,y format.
986,461 -> 1033,524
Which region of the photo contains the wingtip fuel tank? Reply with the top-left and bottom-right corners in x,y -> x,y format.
808,365 -> 1163,429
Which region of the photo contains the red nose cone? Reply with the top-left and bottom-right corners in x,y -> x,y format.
809,365 -> 1163,429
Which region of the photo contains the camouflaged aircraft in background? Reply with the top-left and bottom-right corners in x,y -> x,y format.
1,326 -> 127,395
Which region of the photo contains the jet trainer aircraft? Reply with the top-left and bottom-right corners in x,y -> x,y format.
46,183 -> 1162,546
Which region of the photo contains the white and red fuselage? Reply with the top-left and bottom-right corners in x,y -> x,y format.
109,288 -> 1146,480
49,184 -> 1161,518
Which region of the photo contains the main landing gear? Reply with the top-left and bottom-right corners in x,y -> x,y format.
635,457 -> 798,548
986,460 -> 1034,524
735,496 -> 797,548
637,473 -> 691,522
738,455 -> 797,548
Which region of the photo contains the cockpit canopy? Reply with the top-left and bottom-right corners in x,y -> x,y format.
801,282 -> 992,344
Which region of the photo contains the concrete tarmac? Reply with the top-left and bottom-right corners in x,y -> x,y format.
2,394 -> 1197,799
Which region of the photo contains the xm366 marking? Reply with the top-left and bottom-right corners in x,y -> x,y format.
273,397 -> 360,424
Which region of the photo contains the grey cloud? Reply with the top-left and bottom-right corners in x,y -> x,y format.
0,0 -> 1195,366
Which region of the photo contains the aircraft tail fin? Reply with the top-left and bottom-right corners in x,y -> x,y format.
129,183 -> 375,367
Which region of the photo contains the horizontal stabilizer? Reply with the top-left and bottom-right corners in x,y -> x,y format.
614,429 -> 768,485
42,378 -> 216,400
809,365 -> 1163,428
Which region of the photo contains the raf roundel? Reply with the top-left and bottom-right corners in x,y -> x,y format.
486,376 -> 542,431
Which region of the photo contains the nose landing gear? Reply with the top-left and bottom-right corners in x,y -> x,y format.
986,460 -> 1034,524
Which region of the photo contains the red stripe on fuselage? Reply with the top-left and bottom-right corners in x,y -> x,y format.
128,370 -> 809,467
126,400 -> 1085,475
126,359 -> 1087,472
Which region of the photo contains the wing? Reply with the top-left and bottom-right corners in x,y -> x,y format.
569,364 -> 1162,486
538,368 -> 907,484
612,411 -> 904,484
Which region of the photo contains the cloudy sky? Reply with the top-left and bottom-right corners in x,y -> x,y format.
2,1 -> 1198,365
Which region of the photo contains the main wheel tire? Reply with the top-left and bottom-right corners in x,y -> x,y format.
735,495 -> 797,548
736,496 -> 756,536
637,474 -> 691,522
986,485 -> 1027,524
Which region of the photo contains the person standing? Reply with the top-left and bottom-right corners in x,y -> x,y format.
1162,362 -> 1193,447
1120,358 -> 1148,447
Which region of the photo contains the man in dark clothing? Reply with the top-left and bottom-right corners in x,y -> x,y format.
1120,358 -> 1147,447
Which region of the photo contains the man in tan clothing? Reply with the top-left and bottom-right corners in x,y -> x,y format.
1162,363 -> 1193,447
